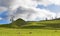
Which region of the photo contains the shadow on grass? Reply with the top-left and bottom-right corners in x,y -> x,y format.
0,24 -> 12,28
21,26 -> 46,29
0,24 -> 46,29
44,23 -> 60,30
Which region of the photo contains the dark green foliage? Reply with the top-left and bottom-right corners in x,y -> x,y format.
10,18 -> 26,28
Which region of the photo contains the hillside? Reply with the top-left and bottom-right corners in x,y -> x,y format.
0,18 -> 60,29
0,18 -> 26,28
10,18 -> 26,28
0,19 -> 60,36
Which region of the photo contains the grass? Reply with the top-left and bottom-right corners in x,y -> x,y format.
0,19 -> 60,36
0,28 -> 60,36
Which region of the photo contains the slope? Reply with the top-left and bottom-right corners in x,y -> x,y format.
0,19 -> 60,29
0,18 -> 26,28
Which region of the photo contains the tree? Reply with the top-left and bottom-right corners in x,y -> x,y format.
10,15 -> 15,22
46,17 -> 47,21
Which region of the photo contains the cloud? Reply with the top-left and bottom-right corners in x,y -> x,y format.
34,0 -> 60,6
0,0 -> 59,21
37,4 -> 60,13
13,7 -> 56,21
49,0 -> 60,5
0,7 -> 7,12
0,17 -> 2,20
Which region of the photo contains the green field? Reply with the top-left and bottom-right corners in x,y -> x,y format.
0,19 -> 60,36
0,28 -> 60,36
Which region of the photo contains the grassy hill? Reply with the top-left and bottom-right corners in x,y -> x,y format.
10,18 -> 26,28
0,18 -> 26,28
0,18 -> 60,36
0,18 -> 60,29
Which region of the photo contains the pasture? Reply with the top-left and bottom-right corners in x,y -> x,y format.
0,19 -> 60,36
0,28 -> 60,36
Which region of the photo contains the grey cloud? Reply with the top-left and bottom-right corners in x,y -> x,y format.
0,0 -> 13,7
12,7 -> 36,20
15,7 -> 36,14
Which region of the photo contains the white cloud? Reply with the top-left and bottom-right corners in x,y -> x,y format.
33,0 -> 60,6
49,0 -> 60,5
0,0 -> 59,21
12,7 -> 56,21
28,0 -> 60,6
0,17 -> 2,20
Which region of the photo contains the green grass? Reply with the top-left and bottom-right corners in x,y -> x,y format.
0,19 -> 60,36
0,28 -> 60,36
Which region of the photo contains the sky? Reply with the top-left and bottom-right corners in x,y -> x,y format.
0,0 -> 60,24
